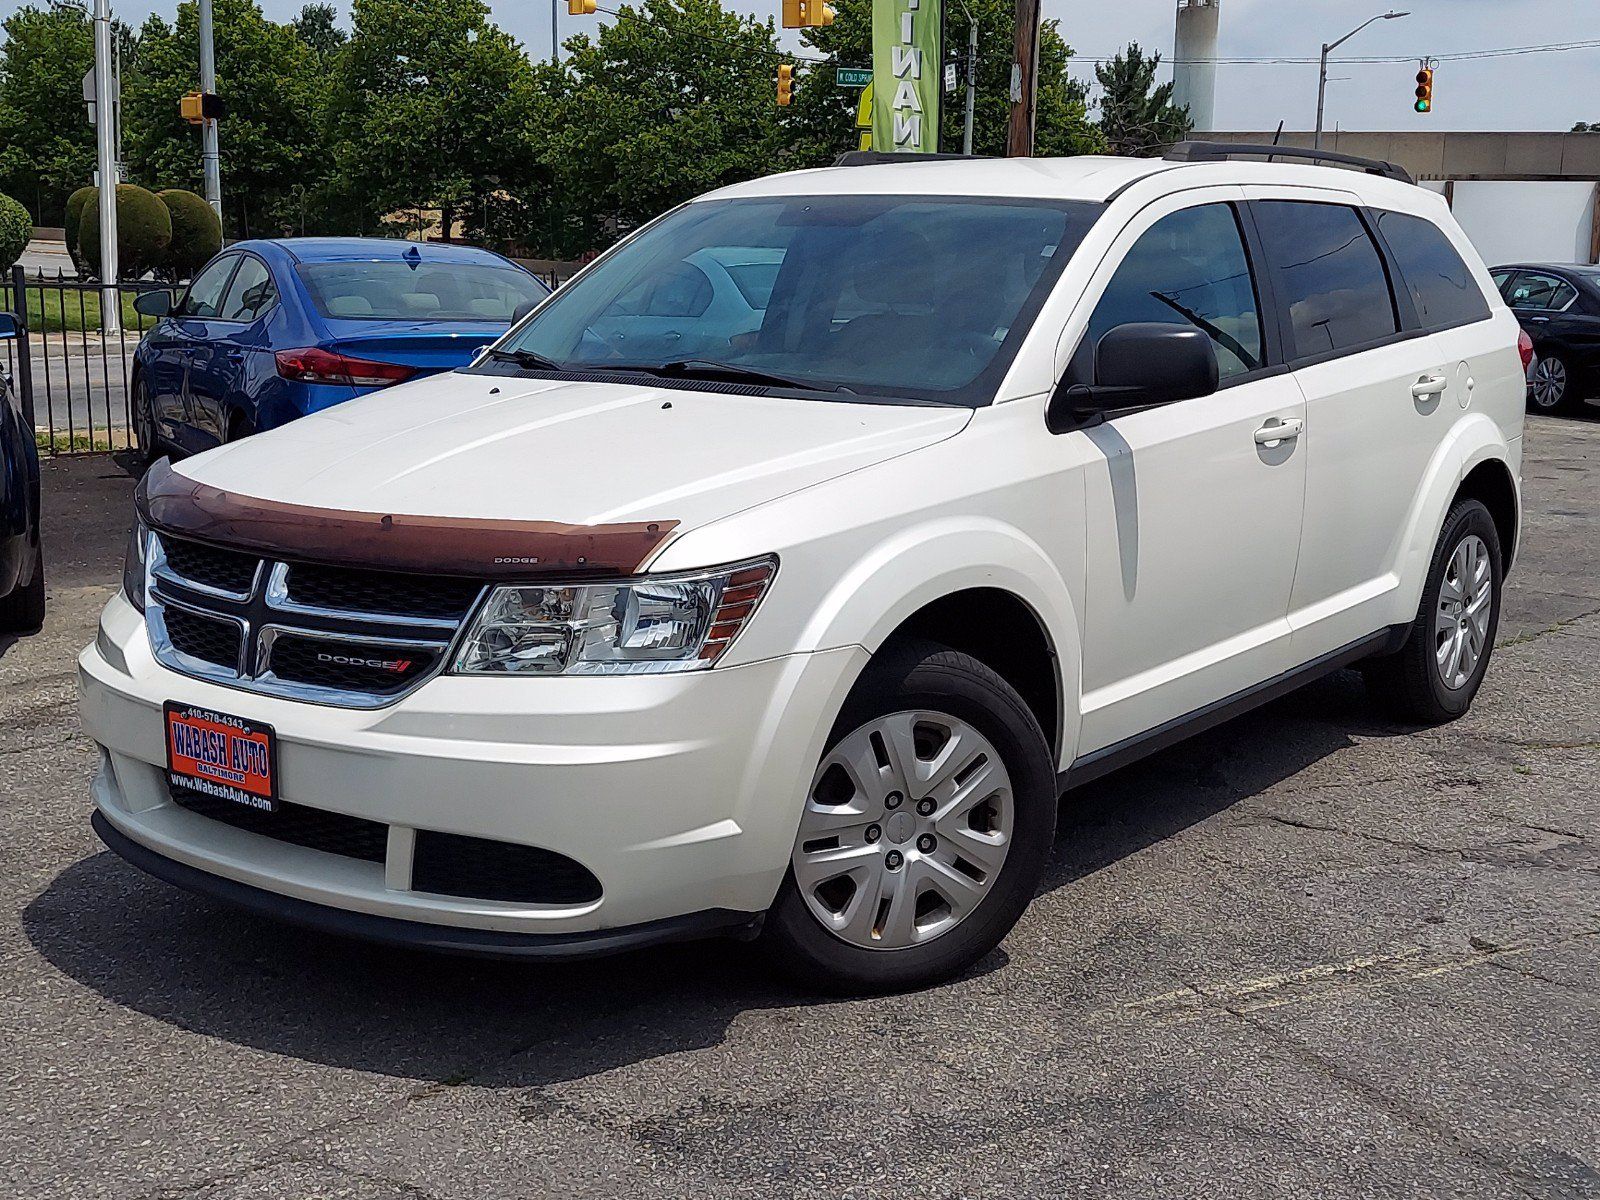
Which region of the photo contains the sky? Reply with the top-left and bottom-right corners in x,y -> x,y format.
8,0 -> 1597,133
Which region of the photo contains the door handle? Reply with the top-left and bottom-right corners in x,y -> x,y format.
1254,417 -> 1303,445
1410,375 -> 1448,398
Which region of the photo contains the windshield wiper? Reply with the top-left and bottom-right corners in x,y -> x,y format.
485,347 -> 564,371
605,359 -> 850,394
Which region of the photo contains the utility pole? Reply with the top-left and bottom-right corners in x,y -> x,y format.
91,0 -> 118,334
1005,0 -> 1039,156
551,0 -> 558,61
1314,9 -> 1408,149
198,0 -> 222,221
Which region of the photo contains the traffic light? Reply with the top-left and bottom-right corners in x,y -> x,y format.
782,0 -> 833,27
1414,66 -> 1434,114
568,0 -> 595,14
777,63 -> 794,107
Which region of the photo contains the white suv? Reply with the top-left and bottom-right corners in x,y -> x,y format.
81,144 -> 1527,992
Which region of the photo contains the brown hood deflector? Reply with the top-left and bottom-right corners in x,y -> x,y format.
136,458 -> 678,579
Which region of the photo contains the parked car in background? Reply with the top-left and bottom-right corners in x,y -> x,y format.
0,313 -> 44,633
129,238 -> 551,463
85,146 -> 1525,993
1489,262 -> 1600,414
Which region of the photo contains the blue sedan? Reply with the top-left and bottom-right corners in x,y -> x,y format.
130,238 -> 551,462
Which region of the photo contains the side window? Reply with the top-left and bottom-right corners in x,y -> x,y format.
1376,211 -> 1491,329
1252,201 -> 1399,358
1506,272 -> 1577,312
1489,269 -> 1516,299
1086,203 -> 1264,382
181,256 -> 238,319
219,257 -> 276,322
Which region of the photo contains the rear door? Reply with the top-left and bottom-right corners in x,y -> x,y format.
1245,193 -> 1452,657
1069,191 -> 1309,752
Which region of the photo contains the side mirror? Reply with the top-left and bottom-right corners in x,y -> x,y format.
0,313 -> 16,340
133,290 -> 173,318
510,299 -> 539,325
1047,322 -> 1219,433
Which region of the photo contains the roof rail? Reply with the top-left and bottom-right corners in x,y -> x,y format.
1164,140 -> 1415,185
833,151 -> 987,167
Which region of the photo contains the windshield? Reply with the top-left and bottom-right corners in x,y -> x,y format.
297,259 -> 548,322
494,194 -> 1103,405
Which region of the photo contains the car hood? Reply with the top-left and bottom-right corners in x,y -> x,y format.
179,371 -> 971,534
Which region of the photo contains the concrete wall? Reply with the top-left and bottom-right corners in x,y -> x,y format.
1208,130 -> 1600,181
1208,131 -> 1600,264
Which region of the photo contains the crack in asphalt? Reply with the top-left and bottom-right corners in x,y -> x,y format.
1496,603 -> 1600,648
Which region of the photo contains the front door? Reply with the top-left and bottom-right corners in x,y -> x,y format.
161,254 -> 239,451
1068,193 -> 1308,753
187,254 -> 278,447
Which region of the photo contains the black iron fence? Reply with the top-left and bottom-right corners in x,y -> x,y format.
0,259 -> 565,458
0,265 -> 167,456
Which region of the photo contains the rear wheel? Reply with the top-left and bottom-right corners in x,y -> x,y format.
1363,499 -> 1502,724
1527,351 -> 1576,414
763,640 -> 1057,994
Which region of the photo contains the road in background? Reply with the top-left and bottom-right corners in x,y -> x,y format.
1,417 -> 1596,1199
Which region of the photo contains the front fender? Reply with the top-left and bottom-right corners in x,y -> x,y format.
786,518 -> 1083,766
1391,413 -> 1518,622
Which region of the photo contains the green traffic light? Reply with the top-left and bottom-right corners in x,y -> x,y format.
1414,99 -> 1430,113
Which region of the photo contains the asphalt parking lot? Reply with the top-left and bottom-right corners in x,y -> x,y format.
2,415 -> 1596,1200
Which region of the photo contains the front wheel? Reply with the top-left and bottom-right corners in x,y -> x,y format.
762,640 -> 1057,994
129,375 -> 157,470
1363,498 -> 1502,724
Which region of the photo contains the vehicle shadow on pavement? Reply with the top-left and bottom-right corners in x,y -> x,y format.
22,671 -> 1409,1089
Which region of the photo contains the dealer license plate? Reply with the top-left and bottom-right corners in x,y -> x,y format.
164,702 -> 278,812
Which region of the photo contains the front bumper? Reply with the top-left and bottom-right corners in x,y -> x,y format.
81,592 -> 866,947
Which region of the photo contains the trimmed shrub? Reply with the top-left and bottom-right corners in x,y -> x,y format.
65,186 -> 96,273
155,189 -> 222,282
0,193 -> 30,274
77,184 -> 173,281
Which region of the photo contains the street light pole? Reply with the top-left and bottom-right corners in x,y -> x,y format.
1314,9 -> 1409,149
91,0 -> 118,334
953,0 -> 977,156
198,0 -> 222,222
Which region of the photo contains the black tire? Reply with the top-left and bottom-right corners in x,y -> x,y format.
1363,498 -> 1502,724
0,553 -> 45,634
1527,350 -> 1577,415
129,374 -> 157,470
761,639 -> 1057,994
225,411 -> 256,443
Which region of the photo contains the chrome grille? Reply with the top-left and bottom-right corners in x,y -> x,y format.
146,533 -> 485,709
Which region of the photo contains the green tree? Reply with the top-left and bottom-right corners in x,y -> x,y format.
1094,42 -> 1190,156
0,2 -> 96,223
532,0 -> 790,256
324,0 -> 538,239
123,0 -> 329,236
789,0 -> 1102,162
291,2 -> 345,64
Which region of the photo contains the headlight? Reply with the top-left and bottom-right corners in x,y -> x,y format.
452,557 -> 775,676
121,518 -> 150,611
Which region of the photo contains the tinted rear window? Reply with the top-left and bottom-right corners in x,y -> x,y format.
296,259 -> 548,322
1253,201 -> 1399,358
1377,211 -> 1490,329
